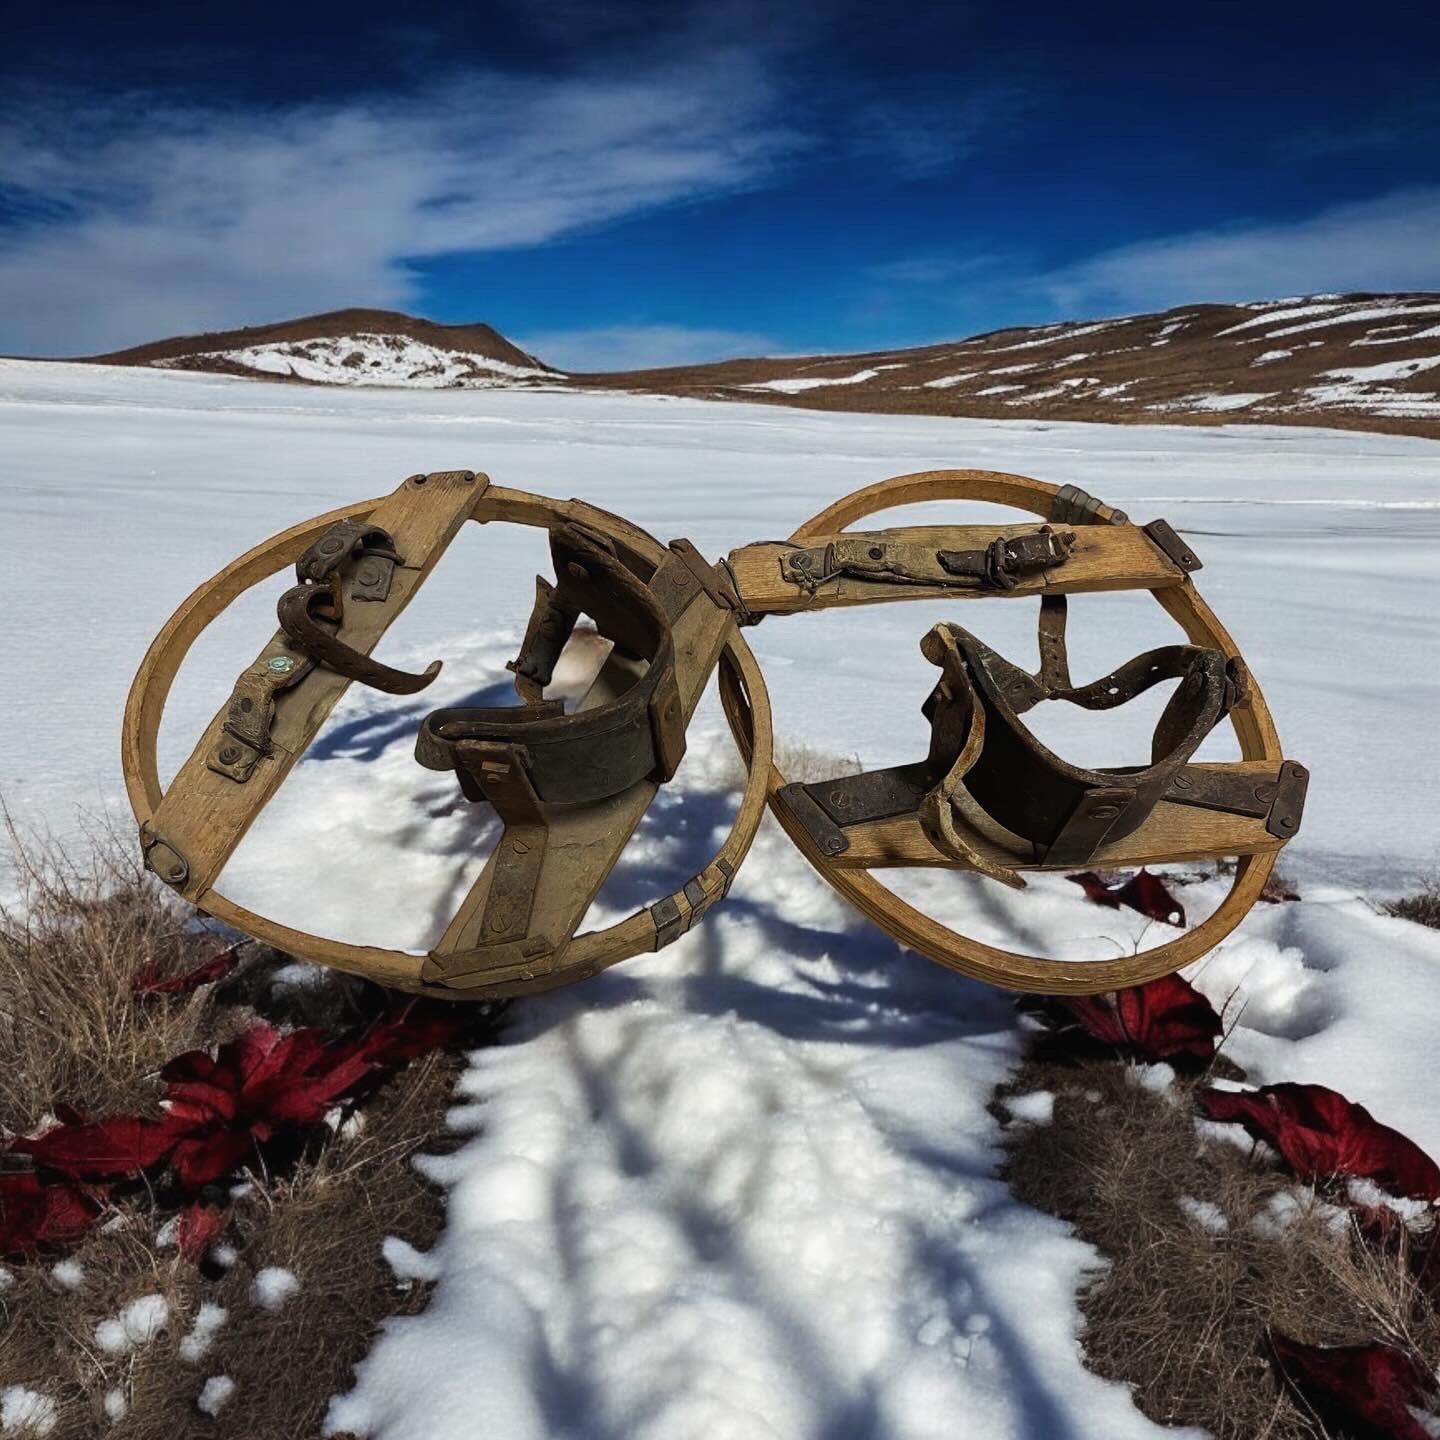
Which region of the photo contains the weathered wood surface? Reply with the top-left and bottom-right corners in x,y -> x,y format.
140,471 -> 483,902
728,522 -> 1183,614
715,467 -> 1288,996
426,582 -> 735,979
824,761 -> 1285,870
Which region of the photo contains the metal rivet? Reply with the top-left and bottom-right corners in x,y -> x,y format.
319,536 -> 343,553
238,697 -> 254,713
1172,774 -> 1193,790
218,744 -> 241,764
167,863 -> 185,880
357,562 -> 380,585
267,656 -> 295,673
868,545 -> 884,560
828,790 -> 850,809
1091,805 -> 1120,819
511,840 -> 530,854
824,836 -> 845,853
1279,816 -> 1295,830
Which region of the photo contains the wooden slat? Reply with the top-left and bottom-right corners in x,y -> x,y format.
727,522 -> 1183,615
147,471 -> 484,900
429,581 -> 734,970
825,761 -> 1284,871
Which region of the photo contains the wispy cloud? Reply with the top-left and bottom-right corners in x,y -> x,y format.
1036,188 -> 1440,315
516,323 -> 777,371
0,60 -> 801,354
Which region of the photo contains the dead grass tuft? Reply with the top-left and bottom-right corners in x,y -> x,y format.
996,1056 -> 1440,1438
0,817 -> 488,1436
1389,873 -> 1440,930
0,818 -> 247,1133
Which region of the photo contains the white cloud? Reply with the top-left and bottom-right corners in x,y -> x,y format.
0,61 -> 800,355
1038,188 -> 1440,315
516,323 -> 776,371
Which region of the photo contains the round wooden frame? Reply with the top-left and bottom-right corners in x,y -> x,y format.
122,485 -> 774,999
721,469 -> 1283,995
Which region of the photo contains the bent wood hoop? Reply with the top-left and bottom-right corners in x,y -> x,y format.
122,476 -> 773,999
723,469 -> 1286,996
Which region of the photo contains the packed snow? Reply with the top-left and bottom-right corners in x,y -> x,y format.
3,359 -> 1439,1440
170,333 -> 559,389
744,367 -> 881,393
93,1294 -> 169,1355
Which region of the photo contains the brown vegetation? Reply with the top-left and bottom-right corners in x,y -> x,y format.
996,1055 -> 1440,1438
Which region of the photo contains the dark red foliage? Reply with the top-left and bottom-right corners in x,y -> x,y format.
133,944 -> 242,997
8,1113 -> 186,1180
1058,972 -> 1223,1063
174,1201 -> 228,1260
0,1171 -> 105,1257
0,994 -> 463,1262
1197,1083 -> 1440,1201
1268,1333 -> 1436,1440
1068,869 -> 1186,927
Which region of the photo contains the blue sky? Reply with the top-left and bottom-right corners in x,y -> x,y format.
2,0 -> 1437,365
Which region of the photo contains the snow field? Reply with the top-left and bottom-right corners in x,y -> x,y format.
2,360 -> 1438,1439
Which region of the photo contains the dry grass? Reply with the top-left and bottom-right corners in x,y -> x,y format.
0,1052 -> 464,1436
996,1056 -> 1440,1438
0,820 -> 490,1436
0,818 -> 246,1131
1389,873 -> 1440,930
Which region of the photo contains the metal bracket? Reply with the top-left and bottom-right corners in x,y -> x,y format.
1051,484 -> 1128,527
139,822 -> 190,888
1044,786 -> 1135,866
776,782 -> 850,856
1264,762 -> 1309,840
1143,518 -> 1203,573
649,857 -> 737,950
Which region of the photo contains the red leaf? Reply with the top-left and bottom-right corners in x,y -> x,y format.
174,1201 -> 228,1261
133,945 -> 241,997
170,1128 -> 257,1191
353,1000 -> 462,1070
9,1114 -> 186,1180
1069,869 -> 1186,927
0,1171 -> 105,1256
1197,1084 -> 1440,1201
1058,972 -> 1222,1063
1268,1332 -> 1435,1440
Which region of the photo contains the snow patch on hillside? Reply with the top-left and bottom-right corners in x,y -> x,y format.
162,333 -> 561,388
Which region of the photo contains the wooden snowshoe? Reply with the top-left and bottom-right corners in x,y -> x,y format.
124,466 -> 1304,1000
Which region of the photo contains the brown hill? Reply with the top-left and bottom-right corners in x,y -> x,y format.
77,295 -> 1440,439
572,293 -> 1440,439
92,308 -> 552,377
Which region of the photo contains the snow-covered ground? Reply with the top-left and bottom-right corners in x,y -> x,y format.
3,359 -> 1439,1438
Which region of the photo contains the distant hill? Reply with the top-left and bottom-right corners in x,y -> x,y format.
77,295 -> 1440,438
91,308 -> 557,388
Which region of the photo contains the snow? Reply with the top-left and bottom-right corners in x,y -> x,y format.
102,1390 -> 127,1423
974,383 -> 1023,395
197,1377 -> 237,1417
744,368 -> 880,393
93,1294 -> 169,1354
1252,349 -> 1292,365
252,1266 -> 300,1311
1006,1091 -> 1055,1124
1159,392 -> 1273,412
173,333 -> 558,389
1302,354 -> 1440,417
1177,1197 -> 1227,1233
0,1389 -> 56,1436
990,319 -> 1127,352
49,1260 -> 84,1290
922,371 -> 979,388
4,359 -> 1440,1440
179,1303 -> 228,1363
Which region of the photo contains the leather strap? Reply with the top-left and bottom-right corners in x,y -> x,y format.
414,524 -> 686,806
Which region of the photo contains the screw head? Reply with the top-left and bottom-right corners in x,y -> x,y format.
218,744 -> 242,764
319,536 -> 344,553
